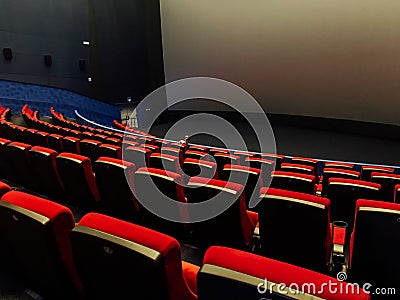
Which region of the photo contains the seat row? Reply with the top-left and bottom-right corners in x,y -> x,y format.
0,189 -> 373,300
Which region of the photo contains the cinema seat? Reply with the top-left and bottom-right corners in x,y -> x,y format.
0,191 -> 82,299
48,134 -> 64,153
185,177 -> 257,250
214,153 -> 240,179
160,146 -> 184,166
324,161 -> 355,170
360,165 -> 394,181
5,142 -> 32,188
395,184 -> 400,203
245,157 -> 274,173
0,181 -> 11,198
261,153 -> 285,169
370,172 -> 400,203
70,212 -> 198,300
97,144 -> 122,159
220,164 -> 262,210
123,146 -> 152,168
134,167 -> 187,238
104,137 -> 122,147
93,157 -> 140,222
349,200 -> 400,292
121,140 -> 138,152
56,153 -> 100,210
291,157 -> 319,176
0,137 -> 11,177
197,246 -> 370,300
325,178 -> 381,234
182,158 -> 218,181
320,168 -> 361,196
270,171 -> 316,195
280,162 -> 315,176
28,146 -> 64,196
80,139 -> 102,162
32,131 -> 49,147
184,150 -> 209,161
63,136 -> 81,154
232,150 -> 255,164
256,188 -> 336,272
149,153 -> 181,174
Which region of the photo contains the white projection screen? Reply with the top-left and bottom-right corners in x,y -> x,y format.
160,0 -> 400,125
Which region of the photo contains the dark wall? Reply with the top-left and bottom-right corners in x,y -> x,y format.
0,0 -> 90,96
0,0 -> 165,105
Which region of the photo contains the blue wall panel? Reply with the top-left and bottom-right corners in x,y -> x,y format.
0,80 -> 120,126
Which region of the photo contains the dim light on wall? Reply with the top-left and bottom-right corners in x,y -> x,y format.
82,41 -> 90,46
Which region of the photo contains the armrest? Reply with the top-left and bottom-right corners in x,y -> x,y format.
329,221 -> 348,274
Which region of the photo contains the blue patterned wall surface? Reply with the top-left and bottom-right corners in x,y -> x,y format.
0,80 -> 120,126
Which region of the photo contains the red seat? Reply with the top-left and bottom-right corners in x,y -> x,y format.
280,162 -> 315,175
182,158 -> 218,181
161,146 -> 184,166
5,142 -> 32,188
93,157 -> 140,222
63,136 -> 80,154
220,164 -> 262,210
198,246 -> 370,300
123,146 -> 152,169
0,137 -> 11,177
256,188 -> 338,272
324,161 -> 355,170
97,144 -> 122,159
291,157 -> 319,175
70,212 -> 198,300
325,178 -> 381,233
0,181 -> 11,198
0,191 -> 82,299
28,146 -> 64,196
261,153 -> 285,169
270,171 -> 316,195
361,165 -> 394,181
134,167 -> 187,238
56,153 -> 100,209
185,177 -> 257,250
80,139 -> 102,162
349,200 -> 400,291
370,172 -> 400,202
320,168 -> 361,196
214,153 -> 240,178
48,134 -> 64,153
149,153 -> 181,174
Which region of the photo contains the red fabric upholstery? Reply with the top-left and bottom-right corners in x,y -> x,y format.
98,144 -> 122,159
57,152 -> 100,201
150,153 -> 180,173
362,166 -> 394,173
260,187 -> 331,260
188,177 -> 255,244
202,246 -> 370,300
77,213 -> 197,300
30,146 -> 63,186
350,199 -> 400,268
281,163 -> 314,174
395,184 -> 400,203
328,178 -> 381,190
0,137 -> 11,146
214,153 -> 240,163
291,157 -> 318,164
223,164 -> 261,175
323,168 -> 360,177
370,172 -> 400,180
324,162 -> 355,169
135,167 -> 185,202
0,181 -> 11,198
184,150 -> 208,159
271,170 -> 315,181
0,191 -> 82,294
